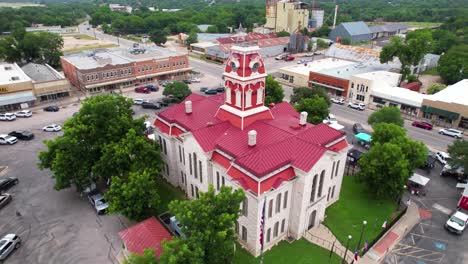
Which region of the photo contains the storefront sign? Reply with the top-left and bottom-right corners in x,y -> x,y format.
0,87 -> 8,93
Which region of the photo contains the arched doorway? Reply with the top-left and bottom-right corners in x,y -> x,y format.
308,210 -> 317,229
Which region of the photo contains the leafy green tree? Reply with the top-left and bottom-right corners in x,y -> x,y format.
166,186 -> 244,264
206,25 -> 218,33
371,123 -> 406,145
307,41 -> 313,52
438,45 -> 468,84
0,36 -> 23,63
427,83 -> 446,94
124,248 -> 158,264
106,170 -> 160,221
447,140 -> 468,170
264,75 -> 284,105
368,106 -> 404,127
160,238 -> 204,264
431,29 -> 461,55
341,38 -> 351,45
186,30 -> 198,46
312,24 -> 331,38
358,143 -> 410,200
290,86 -> 331,106
406,75 -> 420,83
38,95 -> 144,192
277,31 -> 290,37
163,81 -> 192,102
294,95 -> 330,124
150,29 -> 168,46
316,39 -> 328,49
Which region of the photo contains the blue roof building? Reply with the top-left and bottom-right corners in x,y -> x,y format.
329,21 -> 372,44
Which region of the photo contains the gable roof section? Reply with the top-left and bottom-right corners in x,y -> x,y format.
118,217 -> 172,257
341,21 -> 371,36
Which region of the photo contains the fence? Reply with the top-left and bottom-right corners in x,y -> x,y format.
304,231 -> 354,264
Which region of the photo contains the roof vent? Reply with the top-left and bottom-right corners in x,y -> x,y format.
11,76 -> 20,81
248,130 -> 257,147
299,111 -> 308,126
185,101 -> 192,114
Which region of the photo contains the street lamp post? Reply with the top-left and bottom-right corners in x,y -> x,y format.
341,235 -> 352,264
357,220 -> 367,254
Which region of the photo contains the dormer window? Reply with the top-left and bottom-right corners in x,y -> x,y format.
230,61 -> 237,72
252,62 -> 259,72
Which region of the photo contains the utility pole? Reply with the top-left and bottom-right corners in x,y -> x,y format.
341,235 -> 352,264
332,4 -> 339,29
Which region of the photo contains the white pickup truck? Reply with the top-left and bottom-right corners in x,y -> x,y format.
445,210 -> 468,234
323,114 -> 344,131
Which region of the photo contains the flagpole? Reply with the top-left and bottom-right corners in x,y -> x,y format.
260,196 -> 266,264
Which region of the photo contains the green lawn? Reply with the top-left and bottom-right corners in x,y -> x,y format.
156,178 -> 186,213
324,176 -> 398,252
233,239 -> 343,264
421,67 -> 439,75
404,21 -> 442,29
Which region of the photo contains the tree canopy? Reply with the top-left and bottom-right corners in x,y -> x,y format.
438,45 -> 468,84
160,186 -> 244,264
264,75 -> 284,105
124,248 -> 158,264
294,95 -> 330,125
368,107 -> 404,127
290,86 -> 331,106
163,81 -> 192,103
447,140 -> 468,171
427,83 -> 446,95
150,29 -> 169,46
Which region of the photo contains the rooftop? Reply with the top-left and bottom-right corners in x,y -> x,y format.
427,79 -> 468,106
62,47 -> 184,70
340,21 -> 372,36
353,70 -> 401,86
317,64 -> 397,81
0,63 -> 31,85
21,63 -> 64,82
279,58 -> 355,76
372,86 -> 428,107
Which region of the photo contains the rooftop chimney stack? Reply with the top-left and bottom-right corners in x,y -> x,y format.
248,130 -> 257,147
299,111 -> 308,126
185,101 -> 192,114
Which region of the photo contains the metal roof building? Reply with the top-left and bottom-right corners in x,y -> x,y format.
329,21 -> 372,44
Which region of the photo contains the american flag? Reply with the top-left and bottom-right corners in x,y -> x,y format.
259,197 -> 266,251
363,240 -> 369,251
354,249 -> 359,261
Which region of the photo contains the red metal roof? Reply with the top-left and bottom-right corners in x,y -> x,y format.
216,32 -> 277,44
260,167 -> 295,193
211,151 -> 232,169
118,217 -> 172,257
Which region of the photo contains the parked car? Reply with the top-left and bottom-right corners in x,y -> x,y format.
0,113 -> 16,121
157,100 -> 169,107
162,95 -> 178,104
87,191 -> 109,214
0,177 -> 18,192
275,54 -> 287,60
439,128 -> 463,139
8,131 -> 34,140
445,211 -> 468,234
331,98 -> 345,105
436,151 -> 450,165
200,87 -> 208,93
43,106 -> 59,112
145,84 -> 159,92
0,193 -> 12,209
43,124 -> 62,132
14,110 -> 32,118
190,78 -> 201,83
0,234 -> 21,261
0,135 -> 17,145
135,87 -> 151,94
216,87 -> 225,92
284,55 -> 295,61
348,102 -> 365,111
440,165 -> 466,182
142,102 -> 161,109
182,79 -> 192,84
412,121 -> 433,130
133,99 -> 149,105
205,89 -> 218,95
353,123 -> 365,134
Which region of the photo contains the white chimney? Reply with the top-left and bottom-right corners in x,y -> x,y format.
299,111 -> 308,126
185,101 -> 192,114
248,130 -> 257,147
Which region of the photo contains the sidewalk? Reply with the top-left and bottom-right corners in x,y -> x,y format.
305,202 -> 420,264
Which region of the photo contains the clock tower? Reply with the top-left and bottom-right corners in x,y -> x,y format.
216,44 -> 273,129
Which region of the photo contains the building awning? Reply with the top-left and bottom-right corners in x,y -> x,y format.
309,81 -> 345,92
421,105 -> 459,120
0,91 -> 36,106
135,67 -> 194,80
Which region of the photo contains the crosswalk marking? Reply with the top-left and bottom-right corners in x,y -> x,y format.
432,203 -> 452,215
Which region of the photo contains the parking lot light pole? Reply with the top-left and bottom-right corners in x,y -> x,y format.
341,235 -> 352,264
357,220 -> 367,254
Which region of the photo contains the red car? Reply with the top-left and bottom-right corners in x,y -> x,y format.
411,121 -> 433,130
285,55 -> 295,61
135,87 -> 151,94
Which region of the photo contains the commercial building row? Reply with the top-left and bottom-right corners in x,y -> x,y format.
60,47 -> 192,94
0,62 -> 71,112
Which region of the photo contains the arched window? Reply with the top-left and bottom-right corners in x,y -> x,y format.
310,174 -> 318,202
318,170 -> 325,197
245,89 -> 252,107
235,89 -> 241,107
225,87 -> 231,103
308,210 -> 317,229
273,222 -> 279,237
193,153 -> 198,179
275,193 -> 282,213
242,197 -> 248,217
257,87 -> 264,105
335,161 -> 340,177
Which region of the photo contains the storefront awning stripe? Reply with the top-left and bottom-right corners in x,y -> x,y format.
0,91 -> 36,106
421,105 -> 459,120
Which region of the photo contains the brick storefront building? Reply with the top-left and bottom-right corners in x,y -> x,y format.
61,47 -> 192,93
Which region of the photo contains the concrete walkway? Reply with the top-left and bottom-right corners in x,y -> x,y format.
305,202 -> 421,264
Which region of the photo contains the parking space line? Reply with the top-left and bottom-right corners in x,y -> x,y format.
420,224 -> 425,234
432,203 -> 452,215
409,233 -> 450,243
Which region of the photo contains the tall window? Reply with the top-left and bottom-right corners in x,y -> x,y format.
268,199 -> 273,218
199,161 -> 203,183
216,172 -> 220,190
242,198 -> 248,217
256,87 -> 264,104
158,136 -> 162,148
273,222 -> 279,237
331,161 -> 335,179
283,191 -> 288,209
189,153 -> 192,175
310,174 -> 318,202
331,186 -> 336,198
266,228 -> 271,243
281,219 -> 285,233
179,146 -> 182,162
222,176 -> 225,186
242,226 -> 247,241
195,186 -> 199,198
275,193 -> 282,213
245,89 -> 252,107
318,170 -> 325,197
191,184 -> 194,197
335,161 -> 340,177
181,171 -> 184,183
235,221 -> 239,235
226,87 -> 231,103
182,148 -> 185,165
235,89 -> 241,107
193,153 -> 198,179
163,139 -> 167,155
327,187 -> 331,201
